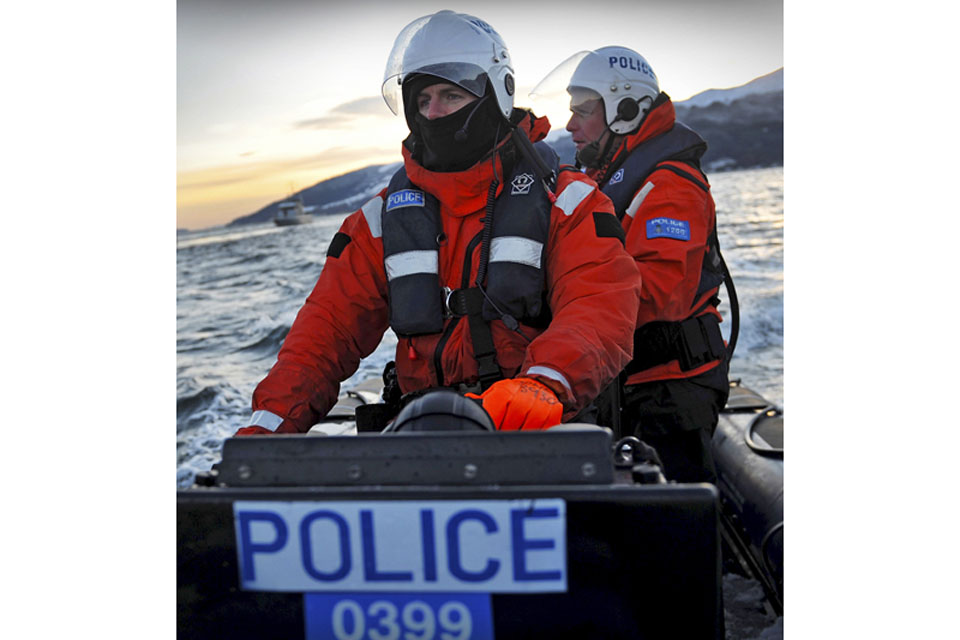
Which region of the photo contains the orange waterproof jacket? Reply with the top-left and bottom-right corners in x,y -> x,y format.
250,112 -> 641,433
586,97 -> 723,387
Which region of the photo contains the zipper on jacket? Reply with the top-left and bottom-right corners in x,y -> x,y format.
433,230 -> 484,386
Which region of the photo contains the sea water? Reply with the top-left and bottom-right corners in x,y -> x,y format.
176,166 -> 783,489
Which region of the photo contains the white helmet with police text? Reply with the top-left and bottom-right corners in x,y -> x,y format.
382,10 -> 516,121
560,46 -> 660,135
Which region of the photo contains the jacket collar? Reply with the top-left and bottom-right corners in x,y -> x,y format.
623,93 -> 677,154
586,93 -> 677,183
402,110 -> 550,217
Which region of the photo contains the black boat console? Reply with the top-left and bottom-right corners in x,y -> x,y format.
178,425 -> 724,639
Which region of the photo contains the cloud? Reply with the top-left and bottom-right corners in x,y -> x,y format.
178,145 -> 397,191
330,95 -> 385,115
294,95 -> 387,129
294,113 -> 354,130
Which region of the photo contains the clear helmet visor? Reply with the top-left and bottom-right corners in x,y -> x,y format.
382,12 -> 499,115
382,63 -> 488,115
530,50 -> 641,108
529,50 -> 593,106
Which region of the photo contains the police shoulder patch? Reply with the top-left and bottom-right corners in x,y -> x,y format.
646,217 -> 691,241
386,189 -> 425,212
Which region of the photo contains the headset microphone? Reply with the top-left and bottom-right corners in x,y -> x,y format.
576,106 -> 629,168
576,97 -> 646,168
454,94 -> 490,142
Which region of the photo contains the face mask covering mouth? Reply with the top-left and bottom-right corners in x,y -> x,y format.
413,94 -> 501,172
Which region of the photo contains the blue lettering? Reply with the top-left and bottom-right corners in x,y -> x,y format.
361,510 -> 414,582
421,509 -> 438,582
469,18 -> 494,35
237,511 -> 288,582
447,509 -> 500,582
608,55 -> 654,78
300,510 -> 351,581
511,507 -> 563,581
386,190 -> 425,211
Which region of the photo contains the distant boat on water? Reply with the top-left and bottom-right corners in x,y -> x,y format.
274,197 -> 315,226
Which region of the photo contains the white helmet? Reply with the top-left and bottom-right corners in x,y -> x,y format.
532,46 -> 659,135
382,10 -> 515,120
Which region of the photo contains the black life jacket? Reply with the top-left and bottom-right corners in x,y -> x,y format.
381,142 -> 558,338
599,122 -> 707,213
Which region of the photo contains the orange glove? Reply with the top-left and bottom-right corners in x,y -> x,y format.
234,426 -> 274,436
466,377 -> 563,431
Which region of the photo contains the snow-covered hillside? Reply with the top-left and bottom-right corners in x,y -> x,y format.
678,68 -> 783,109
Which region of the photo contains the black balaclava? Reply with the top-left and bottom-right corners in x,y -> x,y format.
403,74 -> 505,172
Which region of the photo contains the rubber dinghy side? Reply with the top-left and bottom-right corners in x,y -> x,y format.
712,379 -> 784,614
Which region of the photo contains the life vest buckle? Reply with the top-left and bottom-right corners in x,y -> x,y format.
676,315 -> 725,372
444,287 -> 483,318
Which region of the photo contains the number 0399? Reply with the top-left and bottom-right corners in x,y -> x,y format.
305,593 -> 494,640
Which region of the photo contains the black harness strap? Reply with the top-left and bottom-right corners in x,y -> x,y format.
654,163 -> 710,192
446,287 -> 503,390
625,314 -> 726,376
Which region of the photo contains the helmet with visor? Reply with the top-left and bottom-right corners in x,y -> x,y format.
531,46 -> 659,135
382,11 -> 515,123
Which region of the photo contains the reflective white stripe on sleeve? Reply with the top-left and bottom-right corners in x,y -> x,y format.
250,410 -> 284,431
624,182 -> 655,219
489,236 -> 543,269
555,180 -> 595,217
361,196 -> 383,238
525,366 -> 574,398
384,250 -> 439,281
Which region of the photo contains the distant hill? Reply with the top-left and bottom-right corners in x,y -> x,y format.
673,68 -> 783,172
680,68 -> 783,109
228,68 -> 782,227
228,162 -> 401,227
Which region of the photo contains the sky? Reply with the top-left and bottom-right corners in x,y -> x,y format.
177,0 -> 783,229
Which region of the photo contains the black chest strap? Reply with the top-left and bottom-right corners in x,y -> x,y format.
445,287 -> 503,390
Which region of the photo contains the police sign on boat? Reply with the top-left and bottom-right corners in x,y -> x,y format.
234,498 -> 567,593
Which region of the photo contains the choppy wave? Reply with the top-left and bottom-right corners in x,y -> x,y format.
176,167 -> 783,489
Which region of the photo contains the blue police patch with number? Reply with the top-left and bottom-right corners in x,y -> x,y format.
646,217 -> 691,241
609,168 -> 624,185
386,189 -> 425,212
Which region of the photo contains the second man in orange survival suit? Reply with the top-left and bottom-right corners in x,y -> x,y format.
237,12 -> 641,435
537,47 -> 732,482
